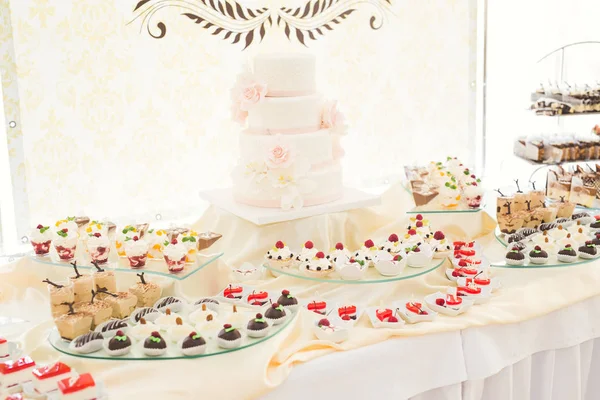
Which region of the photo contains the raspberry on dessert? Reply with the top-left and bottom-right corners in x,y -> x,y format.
408,229 -> 417,236
388,234 -> 399,242
416,214 -> 423,221
305,241 -> 314,249
335,242 -> 344,250
61,228 -> 68,233
534,245 -> 541,251
416,221 -> 423,228
275,241 -> 284,249
413,247 -> 421,253
318,319 -> 330,327
316,251 -> 325,258
133,236 -> 139,241
36,224 -> 43,229
282,289 -> 290,296
393,255 -> 402,261
433,231 -> 445,240
171,238 -> 178,245
435,298 -> 445,306
452,270 -> 459,277
93,232 -> 101,237
458,260 -> 467,267
364,239 -> 375,248
388,316 -> 399,323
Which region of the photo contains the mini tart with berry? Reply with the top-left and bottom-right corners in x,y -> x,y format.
143,331 -> 167,357
264,303 -> 287,325
431,231 -> 452,259
528,246 -> 549,264
246,313 -> 270,338
578,241 -> 598,259
301,252 -> 334,278
217,324 -> 242,349
295,240 -> 318,264
379,234 -> 402,254
505,247 -> 525,266
264,241 -> 294,269
557,244 -> 578,263
104,330 -> 132,356
181,331 -> 206,356
326,242 -> 351,265
353,239 -> 378,267
405,243 -> 433,268
277,290 -> 298,311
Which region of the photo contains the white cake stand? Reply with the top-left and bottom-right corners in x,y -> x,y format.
199,187 -> 381,226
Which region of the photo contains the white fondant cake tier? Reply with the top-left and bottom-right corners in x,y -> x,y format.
240,130 -> 334,168
233,165 -> 343,209
254,53 -> 316,97
247,94 -> 322,134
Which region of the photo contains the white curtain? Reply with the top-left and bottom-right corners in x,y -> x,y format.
1,0 -> 476,235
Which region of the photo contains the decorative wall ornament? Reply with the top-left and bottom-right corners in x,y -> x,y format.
129,0 -> 393,49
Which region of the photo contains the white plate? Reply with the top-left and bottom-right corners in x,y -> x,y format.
311,320 -> 349,343
215,284 -> 254,304
424,292 -> 473,316
455,284 -> 493,304
365,307 -> 405,329
393,300 -> 437,323
456,276 -> 501,292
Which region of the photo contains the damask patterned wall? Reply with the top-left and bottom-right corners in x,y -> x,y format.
2,0 -> 476,227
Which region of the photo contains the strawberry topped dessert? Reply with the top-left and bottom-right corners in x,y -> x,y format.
301,251 -> 334,278
163,238 -> 187,273
379,234 -> 402,255
375,308 -> 400,323
264,241 -> 294,273
313,318 -> 348,343
353,239 -> 379,267
337,257 -> 367,280
326,242 -> 351,264
296,240 -> 319,263
30,224 -> 52,256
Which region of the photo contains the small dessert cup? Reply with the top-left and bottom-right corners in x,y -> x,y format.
32,239 -> 52,256
30,224 -> 53,256
53,227 -> 78,261
87,233 -> 111,265
164,255 -> 186,273
163,238 -> 188,273
124,237 -> 149,269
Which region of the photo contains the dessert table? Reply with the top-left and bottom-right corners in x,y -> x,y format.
2,184 -> 600,399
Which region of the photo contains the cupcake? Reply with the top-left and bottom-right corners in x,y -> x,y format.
246,313 -> 270,338
116,225 -> 139,257
146,228 -> 169,259
30,224 -> 52,256
104,330 -> 132,356
217,324 -> 242,349
181,331 -> 206,356
264,241 -> 294,271
557,244 -> 578,263
53,227 -> 78,261
179,230 -> 199,264
124,235 -> 149,268
277,289 -> 298,312
301,252 -> 334,278
163,238 -> 187,273
264,303 -> 287,325
578,241 -> 598,259
143,331 -> 167,357
528,246 -> 549,264
431,231 -> 451,258
86,232 -> 111,264
505,246 -> 525,266
295,240 -> 318,264
379,234 -> 402,255
353,239 -> 378,267
326,242 -> 351,264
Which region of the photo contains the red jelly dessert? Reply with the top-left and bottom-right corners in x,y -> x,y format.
406,302 -> 428,315
57,372 -> 96,398
247,291 -> 269,306
375,308 -> 393,322
338,305 -> 357,320
445,293 -> 462,306
307,301 -> 327,315
457,284 -> 482,295
223,285 -> 243,299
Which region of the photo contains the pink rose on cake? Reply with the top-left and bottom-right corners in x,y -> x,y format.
266,144 -> 294,169
230,71 -> 267,124
321,100 -> 345,130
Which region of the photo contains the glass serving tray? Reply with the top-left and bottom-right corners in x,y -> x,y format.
48,308 -> 296,361
492,227 -> 598,268
29,250 -> 223,281
262,259 -> 445,284
402,181 -> 485,214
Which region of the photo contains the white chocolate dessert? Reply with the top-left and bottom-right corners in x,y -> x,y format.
231,53 -> 345,210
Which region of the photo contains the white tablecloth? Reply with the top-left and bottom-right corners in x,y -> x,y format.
264,294 -> 600,400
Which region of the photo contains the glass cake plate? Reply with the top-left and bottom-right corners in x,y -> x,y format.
262,258 -> 444,284
491,227 -> 598,268
28,250 -> 223,281
48,306 -> 296,360
402,181 -> 485,214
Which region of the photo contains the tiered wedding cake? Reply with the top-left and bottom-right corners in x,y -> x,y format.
230,53 -> 346,210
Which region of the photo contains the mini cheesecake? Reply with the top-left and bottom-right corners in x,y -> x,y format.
100,291 -> 138,319
32,362 -> 72,394
129,280 -> 162,308
54,312 -> 93,341
0,356 -> 36,391
0,337 -> 8,358
75,300 -> 112,329
57,373 -> 97,400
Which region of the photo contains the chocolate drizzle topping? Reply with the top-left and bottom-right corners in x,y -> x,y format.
74,332 -> 103,348
70,261 -> 82,279
43,279 -> 63,288
134,307 -> 159,322
137,272 -> 147,285
99,319 -> 127,333
91,260 -> 105,272
156,297 -> 181,309
62,302 -> 76,315
96,287 -> 118,298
